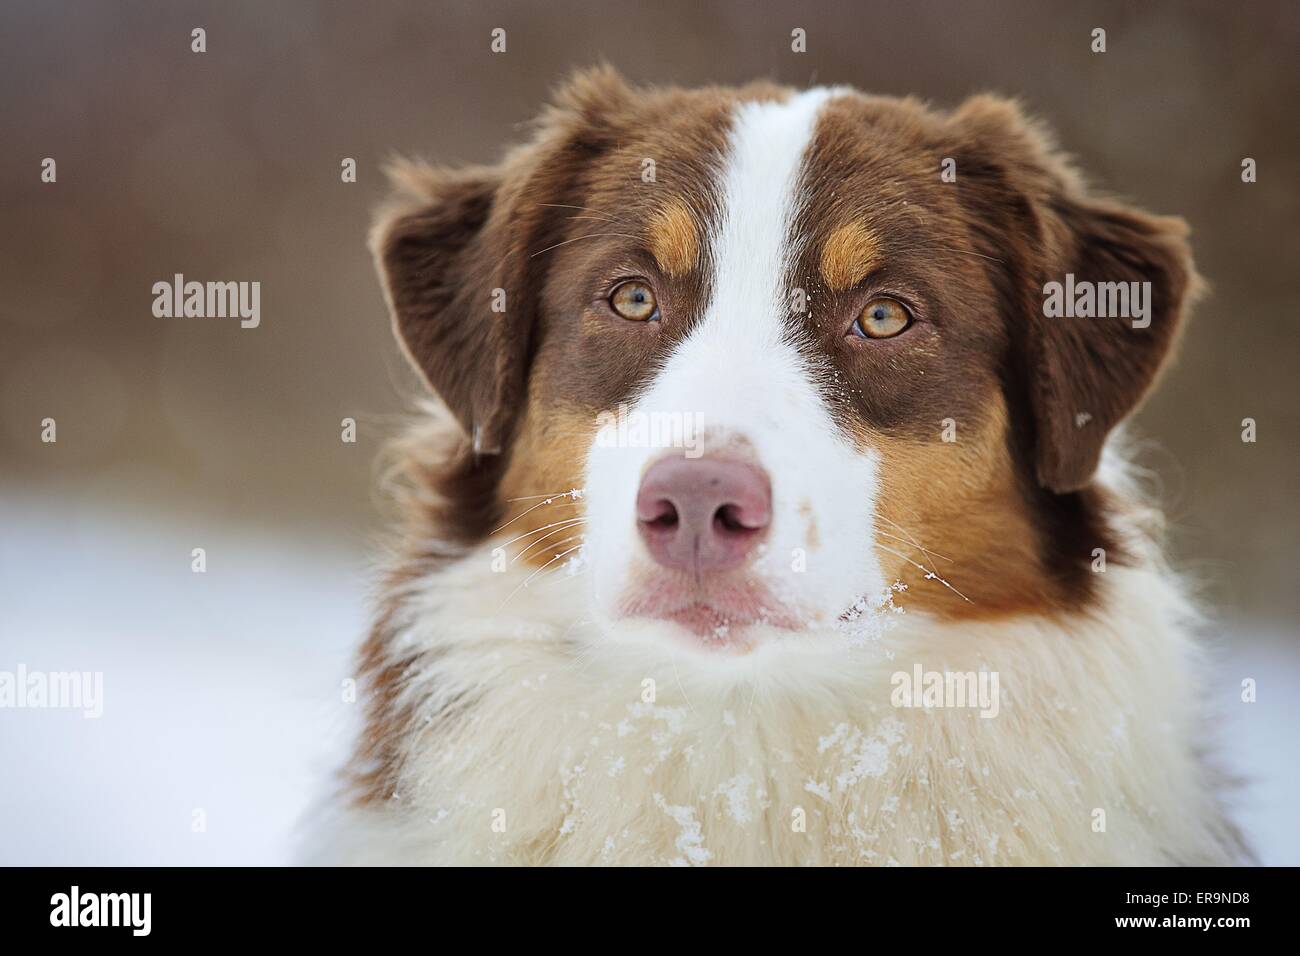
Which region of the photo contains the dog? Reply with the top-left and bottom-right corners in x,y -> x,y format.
311,67 -> 1246,865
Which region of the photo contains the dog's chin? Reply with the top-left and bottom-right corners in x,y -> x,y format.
614,572 -> 813,654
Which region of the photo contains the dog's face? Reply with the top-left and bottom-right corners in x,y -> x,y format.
375,69 -> 1194,652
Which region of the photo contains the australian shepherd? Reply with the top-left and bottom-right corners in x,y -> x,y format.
311,68 -> 1245,866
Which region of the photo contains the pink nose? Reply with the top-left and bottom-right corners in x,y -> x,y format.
636,456 -> 772,573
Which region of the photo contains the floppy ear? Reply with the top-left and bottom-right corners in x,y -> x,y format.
372,162 -> 513,453
371,66 -> 634,455
1025,197 -> 1196,492
951,96 -> 1201,493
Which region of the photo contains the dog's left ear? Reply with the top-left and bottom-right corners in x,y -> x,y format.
950,96 -> 1202,493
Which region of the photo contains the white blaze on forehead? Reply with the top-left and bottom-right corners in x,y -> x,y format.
650,87 -> 848,436
707,88 -> 840,345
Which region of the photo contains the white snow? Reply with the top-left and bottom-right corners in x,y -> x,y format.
653,793 -> 711,866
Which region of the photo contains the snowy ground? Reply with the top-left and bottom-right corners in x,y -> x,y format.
0,492 -> 363,865
1,492 -> 1296,865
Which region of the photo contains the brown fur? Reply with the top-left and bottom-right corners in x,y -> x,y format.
647,200 -> 701,276
820,221 -> 881,291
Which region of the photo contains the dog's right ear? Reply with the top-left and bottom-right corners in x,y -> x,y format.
371,161 -> 515,455
370,66 -> 634,456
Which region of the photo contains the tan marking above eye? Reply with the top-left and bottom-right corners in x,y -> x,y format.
647,200 -> 699,276
853,297 -> 910,338
610,280 -> 659,320
820,222 -> 881,291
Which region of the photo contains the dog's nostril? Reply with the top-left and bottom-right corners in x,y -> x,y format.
714,504 -> 753,535
646,500 -> 679,529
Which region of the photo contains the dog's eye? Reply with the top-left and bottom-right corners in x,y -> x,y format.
609,280 -> 659,321
851,297 -> 911,339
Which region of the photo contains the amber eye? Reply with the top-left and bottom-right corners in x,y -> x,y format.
851,297 -> 911,339
609,280 -> 659,321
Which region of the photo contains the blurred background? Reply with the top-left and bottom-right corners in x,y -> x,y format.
1,0 -> 1296,864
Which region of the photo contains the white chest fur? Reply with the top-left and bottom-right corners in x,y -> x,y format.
312,543 -> 1239,866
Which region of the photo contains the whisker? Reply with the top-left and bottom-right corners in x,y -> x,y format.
491,491 -> 583,535
530,232 -> 641,258
497,516 -> 585,551
935,244 -> 1004,264
876,529 -> 952,564
877,545 -> 971,603
537,202 -> 625,223
513,528 -> 585,563
499,542 -> 586,609
506,488 -> 585,503
877,516 -> 948,569
540,566 -> 587,589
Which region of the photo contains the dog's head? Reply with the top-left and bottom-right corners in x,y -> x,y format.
373,68 -> 1196,652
